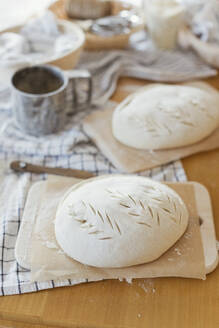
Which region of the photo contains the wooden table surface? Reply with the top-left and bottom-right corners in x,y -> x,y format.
0,76 -> 219,328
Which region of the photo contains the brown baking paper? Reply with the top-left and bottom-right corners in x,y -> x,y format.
82,107 -> 219,173
30,175 -> 206,282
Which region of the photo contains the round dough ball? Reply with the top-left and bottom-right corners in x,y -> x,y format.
112,83 -> 219,150
55,175 -> 189,268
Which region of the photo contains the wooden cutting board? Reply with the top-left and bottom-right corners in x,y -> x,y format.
14,181 -> 218,274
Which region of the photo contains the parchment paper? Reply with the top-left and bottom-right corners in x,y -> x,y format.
83,107 -> 219,173
30,175 -> 206,282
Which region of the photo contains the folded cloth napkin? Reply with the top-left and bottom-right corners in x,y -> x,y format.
77,39 -> 217,107
192,0 -> 219,43
178,0 -> 219,43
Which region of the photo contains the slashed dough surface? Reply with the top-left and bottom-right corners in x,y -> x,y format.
112,83 -> 219,150
55,175 -> 189,268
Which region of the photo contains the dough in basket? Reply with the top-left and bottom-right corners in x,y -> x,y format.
112,83 -> 219,150
55,175 -> 189,268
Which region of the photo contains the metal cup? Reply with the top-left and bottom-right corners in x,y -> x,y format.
11,65 -> 92,136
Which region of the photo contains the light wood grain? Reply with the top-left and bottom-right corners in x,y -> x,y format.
0,76 -> 219,328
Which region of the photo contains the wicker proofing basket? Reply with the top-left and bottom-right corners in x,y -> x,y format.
50,0 -> 144,50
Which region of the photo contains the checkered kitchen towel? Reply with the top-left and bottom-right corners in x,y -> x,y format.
0,38 -> 216,295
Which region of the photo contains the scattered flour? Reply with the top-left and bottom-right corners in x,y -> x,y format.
174,248 -> 182,256
126,278 -> 133,284
184,231 -> 192,239
118,277 -> 133,284
137,279 -> 156,294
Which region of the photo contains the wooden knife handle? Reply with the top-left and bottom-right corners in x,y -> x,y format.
10,161 -> 94,179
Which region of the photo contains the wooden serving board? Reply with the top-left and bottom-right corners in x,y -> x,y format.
15,181 -> 218,275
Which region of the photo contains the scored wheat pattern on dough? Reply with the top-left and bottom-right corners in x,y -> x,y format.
68,185 -> 183,240
106,185 -> 182,227
161,106 -> 196,128
136,109 -> 196,137
135,99 -> 216,137
106,188 -> 153,228
123,89 -> 217,137
193,101 -> 215,120
189,96 -> 218,120
68,202 -> 121,240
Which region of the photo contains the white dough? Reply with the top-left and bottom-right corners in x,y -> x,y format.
112,83 -> 219,150
55,175 -> 189,268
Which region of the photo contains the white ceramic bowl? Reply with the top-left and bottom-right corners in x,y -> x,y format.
0,19 -> 85,85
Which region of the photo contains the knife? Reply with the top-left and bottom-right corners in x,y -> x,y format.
10,161 -> 94,179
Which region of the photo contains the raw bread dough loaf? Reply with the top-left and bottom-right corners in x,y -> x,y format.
55,175 -> 189,268
112,83 -> 219,150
